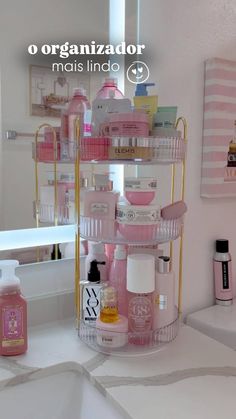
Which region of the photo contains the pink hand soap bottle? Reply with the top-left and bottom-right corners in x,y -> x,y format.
0,260 -> 27,356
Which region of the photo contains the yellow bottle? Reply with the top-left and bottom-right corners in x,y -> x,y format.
99,286 -> 119,323
133,83 -> 158,131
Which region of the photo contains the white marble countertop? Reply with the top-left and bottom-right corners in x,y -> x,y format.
1,320 -> 236,419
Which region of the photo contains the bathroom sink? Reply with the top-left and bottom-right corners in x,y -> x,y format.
0,369 -> 124,419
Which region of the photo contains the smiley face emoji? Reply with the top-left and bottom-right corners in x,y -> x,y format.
126,61 -> 150,84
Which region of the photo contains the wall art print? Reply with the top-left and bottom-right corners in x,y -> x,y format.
29,65 -> 90,118
201,57 -> 236,198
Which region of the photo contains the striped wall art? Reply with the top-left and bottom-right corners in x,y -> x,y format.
201,57 -> 236,198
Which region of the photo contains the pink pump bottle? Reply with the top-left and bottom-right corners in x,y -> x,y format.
0,260 -> 27,356
213,239 -> 233,306
109,245 -> 128,316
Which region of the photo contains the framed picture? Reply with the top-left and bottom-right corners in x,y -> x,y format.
29,65 -> 90,118
201,58 -> 236,198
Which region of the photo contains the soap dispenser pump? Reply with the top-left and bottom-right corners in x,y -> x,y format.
0,260 -> 28,356
81,260 -> 105,324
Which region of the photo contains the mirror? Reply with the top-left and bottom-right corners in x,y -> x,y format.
0,1 -> 141,263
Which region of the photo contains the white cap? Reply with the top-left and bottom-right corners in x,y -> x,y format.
90,242 -> 105,255
114,245 -> 127,260
127,254 -> 155,294
0,260 -> 20,294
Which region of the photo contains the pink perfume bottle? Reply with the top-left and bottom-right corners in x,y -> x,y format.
127,254 -> 155,345
213,239 -> 233,306
109,245 -> 128,316
0,260 -> 27,356
82,174 -> 119,239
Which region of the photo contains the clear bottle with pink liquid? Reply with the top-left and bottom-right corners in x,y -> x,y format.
0,260 -> 27,356
109,245 -> 128,316
67,87 -> 92,159
127,254 -> 155,345
96,78 -> 124,99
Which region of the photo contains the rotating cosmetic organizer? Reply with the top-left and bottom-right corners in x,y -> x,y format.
76,118 -> 187,356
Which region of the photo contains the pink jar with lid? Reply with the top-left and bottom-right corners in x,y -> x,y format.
116,203 -> 161,241
124,177 -> 157,205
101,112 -> 149,137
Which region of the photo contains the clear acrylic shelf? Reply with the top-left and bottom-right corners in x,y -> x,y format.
78,309 -> 179,356
33,202 -> 74,225
32,136 -> 186,165
80,136 -> 186,164
80,215 -> 184,245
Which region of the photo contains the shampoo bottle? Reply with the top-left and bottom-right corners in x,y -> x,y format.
0,260 -> 27,356
154,256 -> 175,334
109,245 -> 127,316
81,260 -> 105,324
213,239 -> 233,306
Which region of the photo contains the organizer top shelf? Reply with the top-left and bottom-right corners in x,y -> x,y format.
32,135 -> 186,165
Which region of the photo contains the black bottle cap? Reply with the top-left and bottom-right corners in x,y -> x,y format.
216,239 -> 229,253
88,259 -> 105,283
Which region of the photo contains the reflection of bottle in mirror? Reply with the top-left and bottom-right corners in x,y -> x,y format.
213,239 -> 233,306
0,260 -> 28,356
127,254 -> 155,345
154,256 -> 175,342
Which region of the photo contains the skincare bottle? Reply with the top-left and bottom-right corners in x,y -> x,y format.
95,77 -> 124,99
92,79 -> 131,135
81,260 -> 105,324
96,286 -> 128,349
109,245 -> 128,316
213,239 -> 233,306
133,83 -> 158,131
82,174 -> 120,237
127,254 -> 155,345
85,242 -> 108,282
67,87 -> 91,159
0,260 -> 27,356
154,256 -> 175,333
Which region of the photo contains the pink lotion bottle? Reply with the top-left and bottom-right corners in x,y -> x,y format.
127,254 -> 155,345
0,260 -> 27,356
213,239 -> 233,306
109,245 -> 128,316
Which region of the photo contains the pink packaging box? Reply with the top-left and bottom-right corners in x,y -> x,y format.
80,137 -> 110,161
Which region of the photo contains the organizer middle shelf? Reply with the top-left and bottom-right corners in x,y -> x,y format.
79,135 -> 186,165
80,215 -> 184,245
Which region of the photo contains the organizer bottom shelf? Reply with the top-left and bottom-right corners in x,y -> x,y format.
78,310 -> 179,356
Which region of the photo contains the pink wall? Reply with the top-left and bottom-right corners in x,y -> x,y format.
140,0 -> 236,316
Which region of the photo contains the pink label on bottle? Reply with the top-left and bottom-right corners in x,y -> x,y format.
128,295 -> 152,332
2,306 -> 24,341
